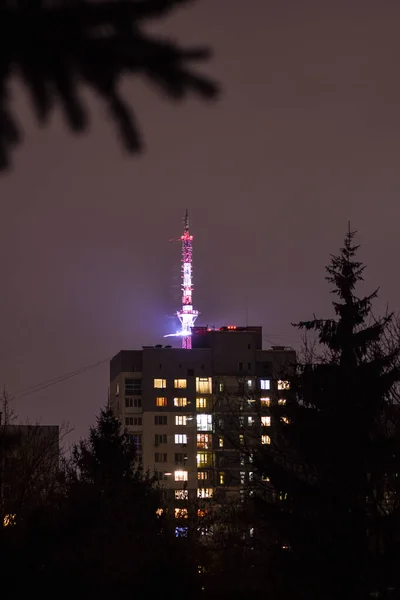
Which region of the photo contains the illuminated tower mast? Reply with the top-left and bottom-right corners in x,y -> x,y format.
165,211 -> 199,348
177,210 -> 199,349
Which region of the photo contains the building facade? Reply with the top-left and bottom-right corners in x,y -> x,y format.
109,326 -> 296,519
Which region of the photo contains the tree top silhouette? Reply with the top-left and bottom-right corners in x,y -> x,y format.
0,0 -> 218,170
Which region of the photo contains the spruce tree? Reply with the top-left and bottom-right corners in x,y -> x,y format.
0,0 -> 218,170
257,228 -> 400,600
0,408 -> 200,599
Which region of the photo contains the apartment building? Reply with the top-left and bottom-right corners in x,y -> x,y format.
109,326 -> 296,519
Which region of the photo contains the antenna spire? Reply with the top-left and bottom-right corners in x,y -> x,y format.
165,211 -> 199,348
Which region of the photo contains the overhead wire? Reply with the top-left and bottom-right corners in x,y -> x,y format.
13,356 -> 113,400
12,331 -> 303,400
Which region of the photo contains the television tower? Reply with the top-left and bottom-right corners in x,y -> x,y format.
165,211 -> 199,349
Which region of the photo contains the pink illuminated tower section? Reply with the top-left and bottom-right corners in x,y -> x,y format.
165,211 -> 199,348
177,210 -> 199,348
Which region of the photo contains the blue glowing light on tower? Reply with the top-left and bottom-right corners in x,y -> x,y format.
165,211 -> 199,349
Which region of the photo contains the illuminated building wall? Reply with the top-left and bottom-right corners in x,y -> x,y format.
109,327 -> 296,526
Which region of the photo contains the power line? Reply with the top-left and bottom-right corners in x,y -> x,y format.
12,330 -> 304,400
13,356 -> 113,400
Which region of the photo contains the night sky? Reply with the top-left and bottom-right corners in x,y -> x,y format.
1,0 -> 399,443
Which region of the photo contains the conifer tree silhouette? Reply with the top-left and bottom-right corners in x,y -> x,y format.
0,0 -> 218,169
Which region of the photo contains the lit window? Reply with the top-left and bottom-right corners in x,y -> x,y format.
156,397 -> 167,407
198,471 -> 209,480
175,526 -> 188,537
175,415 -> 187,426
116,382 -> 120,396
174,397 -> 187,407
261,397 -> 271,406
249,471 -> 254,481
248,416 -> 254,426
3,514 -> 16,527
247,379 -> 253,389
197,488 -> 214,499
281,417 -> 289,424
261,416 -> 271,427
197,452 -> 211,467
218,382 -> 224,392
156,508 -> 164,517
261,435 -> 271,445
197,433 -> 211,449
175,434 -> 188,444
175,508 -> 188,519
197,508 -> 208,518
197,414 -> 212,432
278,380 -> 290,390
196,397 -> 207,409
239,434 -> 244,445
174,379 -> 187,389
219,472 -> 225,485
240,471 -> 245,485
174,470 -> 188,481
262,474 -> 270,482
154,378 -> 167,388
278,398 -> 286,406
219,437 -> 224,448
175,490 -> 189,500
196,377 -> 212,394
260,379 -> 270,390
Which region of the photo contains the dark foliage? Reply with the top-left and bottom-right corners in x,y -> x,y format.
255,228 -> 400,600
0,0 -> 218,170
0,408 -> 199,599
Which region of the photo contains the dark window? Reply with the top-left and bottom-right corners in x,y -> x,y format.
125,398 -> 141,408
238,362 -> 243,371
248,362 -> 252,370
128,434 -> 142,450
187,368 -> 194,376
155,434 -> 168,445
247,344 -> 251,350
155,415 -> 168,425
125,378 -> 142,395
155,453 -> 167,463
126,417 -> 142,426
175,453 -> 184,463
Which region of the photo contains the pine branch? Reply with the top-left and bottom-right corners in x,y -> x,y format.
0,0 -> 218,170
